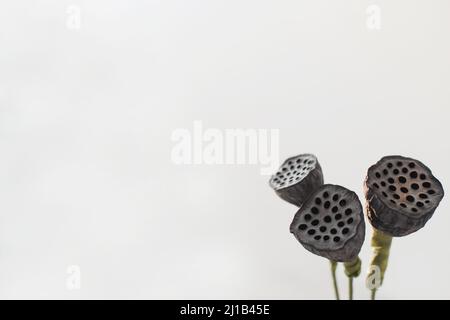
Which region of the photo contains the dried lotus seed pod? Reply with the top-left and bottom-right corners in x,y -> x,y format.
364,155 -> 444,237
269,154 -> 324,207
290,184 -> 365,262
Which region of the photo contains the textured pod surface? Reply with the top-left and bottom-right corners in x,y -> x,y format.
269,154 -> 324,207
364,155 -> 444,237
290,184 -> 365,262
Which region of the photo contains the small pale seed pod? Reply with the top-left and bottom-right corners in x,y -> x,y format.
269,154 -> 324,207
290,184 -> 365,262
364,155 -> 444,237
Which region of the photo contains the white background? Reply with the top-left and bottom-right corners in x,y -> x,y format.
0,1 -> 449,299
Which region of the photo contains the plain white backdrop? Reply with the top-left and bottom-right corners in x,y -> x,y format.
0,1 -> 449,299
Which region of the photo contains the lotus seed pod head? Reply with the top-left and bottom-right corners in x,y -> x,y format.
290,184 -> 365,262
364,155 -> 444,237
269,154 -> 324,207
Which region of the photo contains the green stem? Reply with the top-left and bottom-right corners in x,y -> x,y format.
344,257 -> 361,300
349,277 -> 353,300
367,228 -> 393,299
330,260 -> 340,300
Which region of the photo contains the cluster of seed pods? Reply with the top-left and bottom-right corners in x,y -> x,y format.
270,154 -> 365,262
270,153 -> 444,298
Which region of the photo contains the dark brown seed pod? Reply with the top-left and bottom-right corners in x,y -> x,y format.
290,184 -> 365,262
364,155 -> 444,237
269,154 -> 324,207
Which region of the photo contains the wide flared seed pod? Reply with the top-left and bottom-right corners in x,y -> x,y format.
364,155 -> 444,237
269,154 -> 324,207
290,184 -> 365,262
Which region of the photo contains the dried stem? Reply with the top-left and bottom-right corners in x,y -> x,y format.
344,257 -> 361,300
330,260 -> 340,300
367,228 -> 393,299
349,277 -> 353,300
